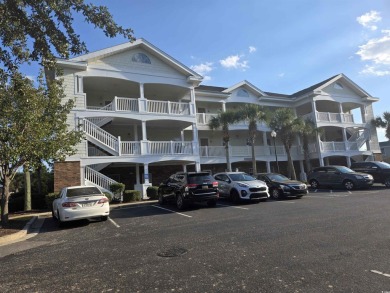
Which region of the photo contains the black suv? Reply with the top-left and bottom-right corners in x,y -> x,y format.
350,161 -> 390,187
307,165 -> 373,190
158,172 -> 219,209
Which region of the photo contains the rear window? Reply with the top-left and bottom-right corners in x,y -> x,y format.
66,187 -> 102,197
188,174 -> 214,184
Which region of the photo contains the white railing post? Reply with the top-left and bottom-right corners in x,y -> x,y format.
170,140 -> 174,154
167,101 -> 171,114
118,136 -> 121,156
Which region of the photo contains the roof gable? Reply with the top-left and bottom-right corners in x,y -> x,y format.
69,38 -> 202,81
222,80 -> 266,97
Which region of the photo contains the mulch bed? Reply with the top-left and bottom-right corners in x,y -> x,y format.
0,210 -> 46,238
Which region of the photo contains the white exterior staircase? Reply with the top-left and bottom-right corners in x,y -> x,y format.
84,166 -> 119,194
83,119 -> 119,155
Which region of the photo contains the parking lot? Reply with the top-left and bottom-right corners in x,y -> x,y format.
0,186 -> 389,292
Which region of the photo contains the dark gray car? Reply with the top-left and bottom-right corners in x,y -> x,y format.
307,165 -> 373,190
350,161 -> 390,187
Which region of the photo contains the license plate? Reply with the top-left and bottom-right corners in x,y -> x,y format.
202,185 -> 208,189
83,202 -> 94,207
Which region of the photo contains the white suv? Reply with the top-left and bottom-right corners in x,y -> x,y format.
214,172 -> 269,203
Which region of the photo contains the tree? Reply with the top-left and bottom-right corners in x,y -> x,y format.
299,118 -> 322,175
0,1 -> 134,78
372,111 -> 390,141
208,110 -> 240,172
0,72 -> 83,224
268,108 -> 304,180
237,104 -> 267,175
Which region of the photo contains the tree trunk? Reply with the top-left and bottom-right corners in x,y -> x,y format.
24,165 -> 31,211
285,144 -> 297,180
251,141 -> 257,175
225,144 -> 232,172
1,176 -> 11,225
37,163 -> 42,195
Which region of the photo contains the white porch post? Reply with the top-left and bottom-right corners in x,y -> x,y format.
139,83 -> 147,113
144,164 -> 150,184
195,161 -> 201,172
189,86 -> 196,115
192,123 -> 199,155
222,102 -> 226,112
346,156 -> 351,167
360,105 -> 366,123
311,100 -> 317,119
266,161 -> 271,173
339,103 -> 344,122
140,120 -> 148,155
80,165 -> 85,186
182,165 -> 187,172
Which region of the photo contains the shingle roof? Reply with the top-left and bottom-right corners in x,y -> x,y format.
196,85 -> 227,92
290,75 -> 339,98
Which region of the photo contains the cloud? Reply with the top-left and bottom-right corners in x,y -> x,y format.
219,55 -> 249,70
190,62 -> 213,80
357,10 -> 381,31
357,30 -> 390,76
278,73 -> 285,78
249,46 -> 257,53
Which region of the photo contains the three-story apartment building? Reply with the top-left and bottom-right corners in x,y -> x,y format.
52,39 -> 381,197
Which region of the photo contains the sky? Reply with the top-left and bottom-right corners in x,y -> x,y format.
26,0 -> 390,141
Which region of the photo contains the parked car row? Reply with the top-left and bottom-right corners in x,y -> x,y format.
158,171 -> 309,210
308,161 -> 390,190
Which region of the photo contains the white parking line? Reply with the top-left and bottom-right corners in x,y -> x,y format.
217,204 -> 249,210
151,205 -> 192,218
370,269 -> 390,278
108,217 -> 120,228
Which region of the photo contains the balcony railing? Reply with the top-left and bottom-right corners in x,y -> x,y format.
316,112 -> 354,123
199,145 -> 302,157
86,97 -> 191,116
196,113 -> 267,127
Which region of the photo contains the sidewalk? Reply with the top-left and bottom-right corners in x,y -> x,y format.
0,199 -> 158,246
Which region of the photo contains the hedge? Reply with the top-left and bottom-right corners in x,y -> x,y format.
45,192 -> 59,210
123,190 -> 142,202
146,186 -> 159,200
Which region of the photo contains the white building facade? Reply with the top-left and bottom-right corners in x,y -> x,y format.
52,39 -> 382,196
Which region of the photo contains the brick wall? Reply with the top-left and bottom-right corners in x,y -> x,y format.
54,161 -> 81,192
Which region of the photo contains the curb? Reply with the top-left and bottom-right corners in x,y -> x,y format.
0,216 -> 38,246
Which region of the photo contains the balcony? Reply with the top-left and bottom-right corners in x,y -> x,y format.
87,97 -> 192,116
199,145 -> 302,158
196,113 -> 267,128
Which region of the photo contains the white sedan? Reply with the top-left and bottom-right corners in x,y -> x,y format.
53,186 -> 110,226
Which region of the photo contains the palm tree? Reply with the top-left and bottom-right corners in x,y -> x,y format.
208,110 -> 240,172
268,108 -> 303,180
372,111 -> 390,140
299,118 -> 322,174
237,104 -> 267,175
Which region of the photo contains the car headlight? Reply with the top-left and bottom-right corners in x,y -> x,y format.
237,182 -> 249,188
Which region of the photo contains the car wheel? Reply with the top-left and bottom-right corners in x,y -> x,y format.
271,188 -> 282,200
344,180 -> 354,190
309,179 -> 319,189
207,199 -> 217,207
158,191 -> 166,205
176,194 -> 187,210
57,209 -> 64,227
384,178 -> 390,188
230,190 -> 240,204
101,216 -> 108,221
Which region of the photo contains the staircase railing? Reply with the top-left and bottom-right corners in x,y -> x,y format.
85,166 -> 118,192
83,119 -> 118,152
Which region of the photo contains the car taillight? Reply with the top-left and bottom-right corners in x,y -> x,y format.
212,181 -> 219,188
98,197 -> 109,204
62,202 -> 77,207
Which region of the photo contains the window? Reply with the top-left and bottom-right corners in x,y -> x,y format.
237,88 -> 249,97
334,83 -> 344,90
132,53 -> 151,64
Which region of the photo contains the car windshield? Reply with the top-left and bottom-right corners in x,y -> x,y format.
337,166 -> 354,173
376,162 -> 390,169
229,173 -> 256,181
268,174 -> 289,181
66,187 -> 102,197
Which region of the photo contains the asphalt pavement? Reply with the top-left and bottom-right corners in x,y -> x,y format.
0,187 -> 389,292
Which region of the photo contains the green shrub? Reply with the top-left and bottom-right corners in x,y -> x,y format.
146,186 -> 159,200
109,183 -> 125,193
123,190 -> 142,202
45,192 -> 59,210
103,192 -> 113,202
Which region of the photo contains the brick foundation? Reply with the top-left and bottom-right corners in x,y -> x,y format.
54,161 -> 81,192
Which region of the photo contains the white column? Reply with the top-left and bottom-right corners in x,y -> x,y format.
139,83 -> 147,113
266,161 -> 271,173
195,161 -> 201,172
222,102 -> 226,112
192,123 -> 199,155
360,105 -> 366,123
181,130 -> 185,142
342,128 -> 348,150
142,121 -> 147,140
144,163 -> 150,184
80,165 -> 85,186
189,86 -> 196,115
140,120 -> 148,155
182,164 -> 187,172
